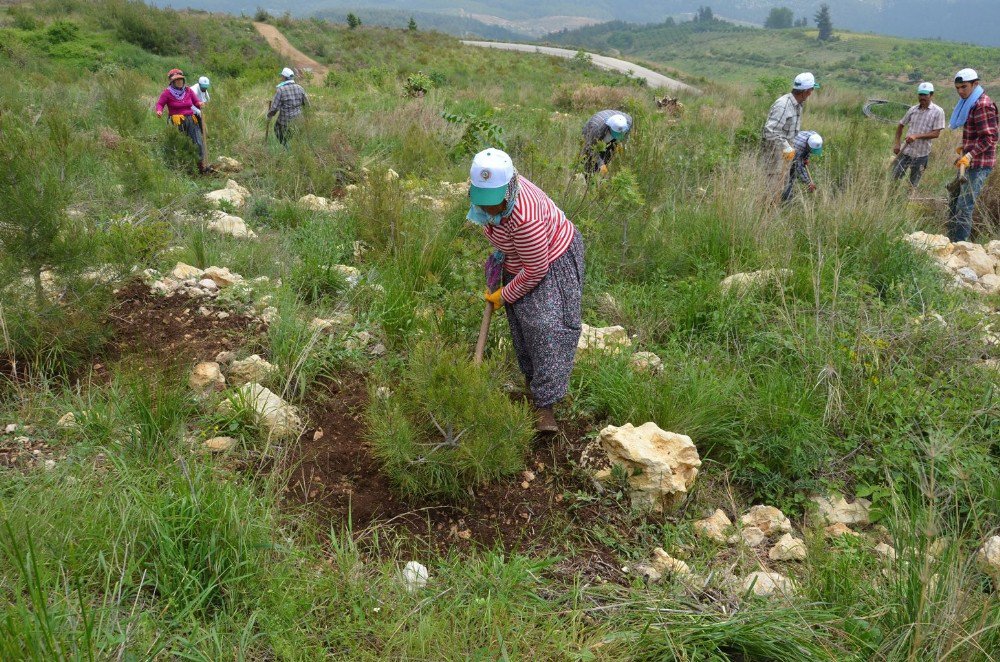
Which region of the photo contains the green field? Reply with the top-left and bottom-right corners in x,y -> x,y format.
548,19 -> 1000,98
2,1 -> 1000,658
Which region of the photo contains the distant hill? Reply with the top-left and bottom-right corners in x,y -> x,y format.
150,0 -> 1000,46
545,18 -> 1000,93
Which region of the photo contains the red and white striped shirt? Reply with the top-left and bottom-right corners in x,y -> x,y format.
483,177 -> 576,303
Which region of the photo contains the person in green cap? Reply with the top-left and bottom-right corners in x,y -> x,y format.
782,130 -> 823,202
581,109 -> 632,174
467,148 -> 584,434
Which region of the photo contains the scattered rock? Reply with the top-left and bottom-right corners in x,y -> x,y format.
768,533 -> 807,561
630,351 -> 664,374
203,436 -> 237,453
740,506 -> 792,538
976,536 -> 1000,578
215,351 -> 236,364
202,266 -> 243,288
905,232 -> 1000,295
259,306 -> 279,325
401,561 -> 428,592
221,383 -> 302,440
742,571 -> 795,597
334,265 -> 361,288
811,495 -> 872,526
649,548 -> 693,578
944,241 -> 997,277
904,231 -> 953,257
592,422 -> 701,513
310,314 -> 355,332
189,362 -> 225,392
227,354 -> 278,387
4,424 -> 17,434
694,509 -> 732,543
719,268 -> 793,294
956,267 -> 980,284
208,211 -> 257,239
172,262 -> 204,280
981,273 -> 1000,293
385,168 -> 400,182
577,323 -> 632,352
632,563 -> 662,583
56,412 -> 77,429
44,459 -> 56,471
213,156 -> 243,173
824,523 -> 859,538
874,543 -> 898,561
298,194 -> 345,213
204,179 -> 250,208
731,526 -> 767,547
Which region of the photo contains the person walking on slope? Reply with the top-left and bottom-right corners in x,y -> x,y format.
948,68 -> 998,242
762,72 -> 819,196
267,67 -> 308,146
189,76 -> 211,116
155,69 -> 210,173
781,130 -> 823,203
468,148 -> 584,434
892,82 -> 946,187
581,109 -> 632,174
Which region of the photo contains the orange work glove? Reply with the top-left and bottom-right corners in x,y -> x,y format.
485,288 -> 504,311
956,146 -> 964,155
956,154 -> 971,168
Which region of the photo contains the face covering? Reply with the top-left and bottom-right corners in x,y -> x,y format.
466,203 -> 505,226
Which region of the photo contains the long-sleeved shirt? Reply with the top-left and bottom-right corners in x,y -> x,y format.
789,130 -> 816,185
762,93 -> 802,152
483,177 -> 576,303
155,87 -> 200,116
961,92 -> 998,168
268,82 -> 308,126
582,109 -> 632,168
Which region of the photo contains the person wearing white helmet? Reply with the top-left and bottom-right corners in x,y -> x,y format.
763,72 -> 819,196
267,67 -> 308,146
581,109 -> 633,174
468,148 -> 584,433
189,76 -> 211,116
781,130 -> 823,203
892,82 -> 945,187
947,67 -> 997,241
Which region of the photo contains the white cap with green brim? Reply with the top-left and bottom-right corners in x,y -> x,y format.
793,72 -> 820,91
808,132 -> 823,156
606,113 -> 630,140
917,82 -> 934,95
469,148 -> 514,206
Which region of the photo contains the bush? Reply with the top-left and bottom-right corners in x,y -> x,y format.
368,343 -> 534,500
111,0 -> 176,55
45,20 -> 79,44
404,71 -> 433,97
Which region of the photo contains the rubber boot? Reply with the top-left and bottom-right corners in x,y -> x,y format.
535,406 -> 558,434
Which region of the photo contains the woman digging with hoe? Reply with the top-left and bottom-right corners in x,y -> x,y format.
155,69 -> 212,174
468,149 -> 584,434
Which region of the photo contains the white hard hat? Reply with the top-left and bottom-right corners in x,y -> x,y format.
955,68 -> 979,82
605,113 -> 630,138
469,148 -> 514,206
917,82 -> 934,94
198,76 -> 210,88
281,67 -> 295,78
807,132 -> 823,155
793,72 -> 820,91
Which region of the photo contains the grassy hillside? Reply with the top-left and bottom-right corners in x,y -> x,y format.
548,18 -> 1000,95
2,1 -> 1000,659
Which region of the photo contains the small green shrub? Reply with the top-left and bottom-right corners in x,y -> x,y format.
404,71 -> 433,97
442,111 -> 505,161
45,20 -> 79,44
368,343 -> 534,501
9,7 -> 39,31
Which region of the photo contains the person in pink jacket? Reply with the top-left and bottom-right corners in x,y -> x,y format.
155,69 -> 210,173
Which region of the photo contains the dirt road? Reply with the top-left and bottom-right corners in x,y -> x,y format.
253,22 -> 329,77
461,41 -> 700,95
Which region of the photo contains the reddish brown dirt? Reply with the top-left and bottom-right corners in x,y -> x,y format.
102,282 -> 262,371
285,374 -> 631,576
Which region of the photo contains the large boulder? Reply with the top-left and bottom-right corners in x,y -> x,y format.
204,179 -> 250,208
208,211 -> 257,239
740,505 -> 792,538
810,495 -> 872,526
577,324 -> 631,352
719,268 -> 792,294
220,383 -> 302,440
592,422 -> 701,513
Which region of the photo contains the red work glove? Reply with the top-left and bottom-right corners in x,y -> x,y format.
808,183 -> 817,193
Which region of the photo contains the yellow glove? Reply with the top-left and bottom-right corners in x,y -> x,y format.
956,154 -> 971,168
599,164 -> 609,175
485,288 -> 504,311
783,147 -> 796,161
956,146 -> 965,155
